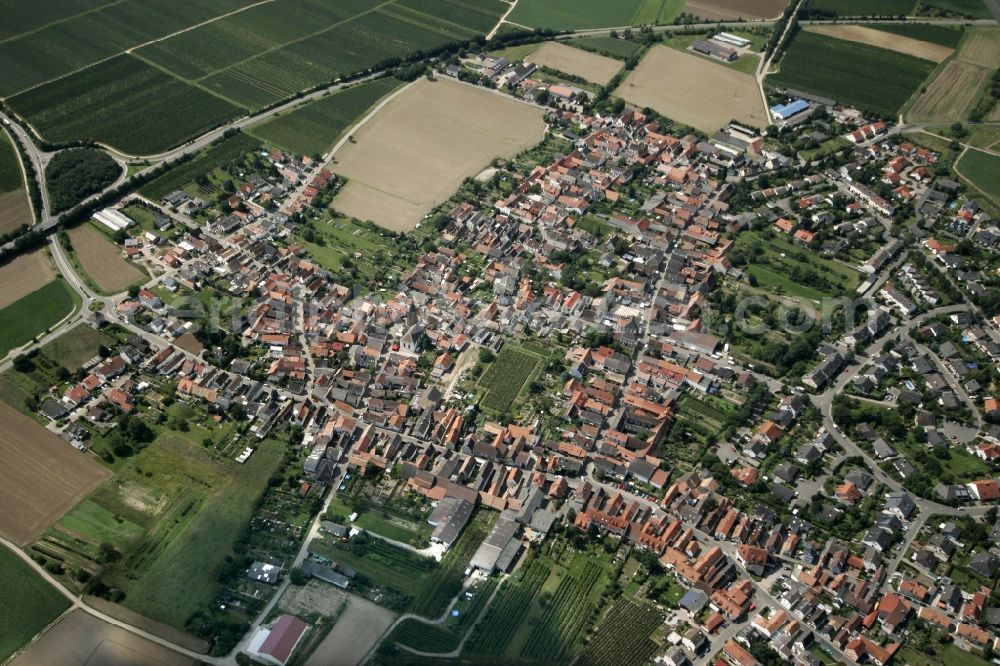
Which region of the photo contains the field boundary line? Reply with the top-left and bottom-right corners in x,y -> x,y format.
3,0 -> 278,100
487,0 -> 519,40
0,0 -> 125,45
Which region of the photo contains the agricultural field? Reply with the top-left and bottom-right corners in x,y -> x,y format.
478,346 -> 543,414
0,131 -> 30,234
306,596 -> 396,666
769,31 -> 936,117
506,0 -> 665,29
0,545 -> 71,663
908,28 -> 1000,123
0,0 -> 260,96
871,22 -> 964,47
918,0 -> 993,18
0,279 -> 77,357
68,224 -> 146,293
8,609 -> 196,666
465,558 -> 552,655
331,78 -> 545,231
526,42 -> 623,86
616,45 -> 768,132
804,0 -> 916,16
519,559 -> 604,661
249,78 -> 404,157
684,0 -> 790,19
956,148 -> 1000,207
804,25 -> 954,62
576,598 -> 666,666
8,55 -> 241,155
140,132 -> 260,201
0,402 -> 110,545
569,36 -> 644,59
0,249 -> 56,309
383,578 -> 498,654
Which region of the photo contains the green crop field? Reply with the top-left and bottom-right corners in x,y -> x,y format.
870,23 -> 964,47
0,280 -> 77,358
0,545 -> 71,662
140,133 -> 260,200
957,148 -> 1000,205
569,37 -> 643,59
576,599 -> 665,666
0,133 -> 24,195
478,346 -> 542,413
769,31 -> 936,117
0,0 -> 259,96
7,55 -> 241,155
386,578 -> 499,653
520,560 -> 603,661
805,0 -> 916,16
249,78 -> 403,156
508,0 -> 663,29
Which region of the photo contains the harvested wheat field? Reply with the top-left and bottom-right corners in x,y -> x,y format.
527,42 -> 623,85
0,190 -> 31,235
0,248 -> 55,309
331,78 -> 545,231
0,402 -> 110,545
69,224 -> 145,293
806,25 -> 953,62
306,595 -> 395,666
616,45 -> 768,132
908,60 -> 992,121
685,0 -> 788,19
10,609 -> 196,666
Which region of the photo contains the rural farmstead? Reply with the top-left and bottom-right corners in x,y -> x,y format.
1,1 -> 999,666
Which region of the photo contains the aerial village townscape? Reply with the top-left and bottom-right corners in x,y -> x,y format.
0,1 -> 1000,666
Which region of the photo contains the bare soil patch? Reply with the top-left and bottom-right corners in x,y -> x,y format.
685,0 -> 788,19
0,402 -> 110,545
305,594 -> 396,666
526,42 -> 623,85
806,25 -> 953,62
68,224 -> 145,293
908,60 -> 991,121
173,333 -> 204,355
330,78 -> 545,232
0,190 -> 31,235
9,609 -> 196,666
615,45 -> 768,132
279,579 -> 347,617
0,248 -> 55,309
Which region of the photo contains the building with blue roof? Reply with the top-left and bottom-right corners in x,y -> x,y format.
770,99 -> 810,121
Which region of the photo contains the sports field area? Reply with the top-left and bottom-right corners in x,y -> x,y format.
2,0 -> 509,154
769,31 -> 936,117
68,224 -> 146,293
0,402 -> 110,546
0,131 -> 31,234
526,42 -> 623,86
907,28 -> 1000,122
0,545 -> 71,663
507,0 -> 668,29
249,78 -> 403,157
331,78 -> 545,231
617,45 -> 768,132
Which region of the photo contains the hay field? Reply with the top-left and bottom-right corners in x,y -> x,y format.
9,609 -> 196,666
685,0 -> 789,19
0,191 -> 31,235
616,45 -> 768,132
331,78 -> 545,231
526,42 -> 623,85
805,25 -> 953,62
69,224 -> 146,293
0,402 -> 110,545
306,595 -> 396,666
907,27 -> 1000,122
0,249 -> 55,309
907,60 -> 991,121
